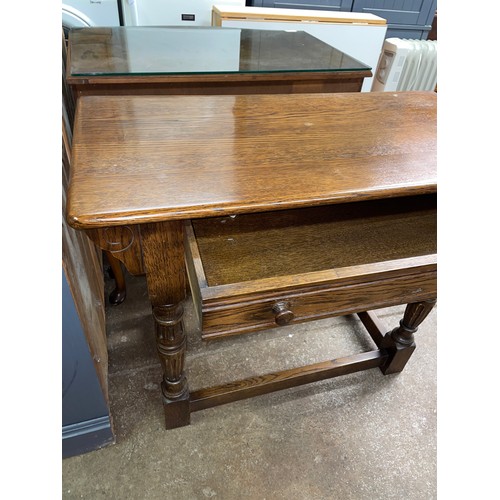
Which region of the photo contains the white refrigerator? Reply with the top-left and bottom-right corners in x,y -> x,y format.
120,0 -> 245,27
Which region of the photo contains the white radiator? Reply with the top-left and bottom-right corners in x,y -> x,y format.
371,38 -> 437,92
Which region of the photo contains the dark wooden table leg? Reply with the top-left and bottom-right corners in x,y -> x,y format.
381,299 -> 436,375
141,221 -> 190,429
105,251 -> 127,306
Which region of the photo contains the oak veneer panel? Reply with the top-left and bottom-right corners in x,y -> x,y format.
67,91 -> 436,229
212,6 -> 387,25
192,195 -> 437,286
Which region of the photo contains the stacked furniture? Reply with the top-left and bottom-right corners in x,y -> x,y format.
212,7 -> 386,91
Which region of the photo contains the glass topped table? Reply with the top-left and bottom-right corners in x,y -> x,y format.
66,26 -> 372,96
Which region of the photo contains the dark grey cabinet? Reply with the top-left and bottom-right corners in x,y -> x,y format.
352,0 -> 436,38
247,0 -> 437,39
62,268 -> 115,458
254,0 -> 353,10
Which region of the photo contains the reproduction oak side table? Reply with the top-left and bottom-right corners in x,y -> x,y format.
65,26 -> 372,97
67,91 -> 437,429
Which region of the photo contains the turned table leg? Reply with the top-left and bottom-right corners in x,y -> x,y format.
381,299 -> 436,375
105,251 -> 127,306
141,221 -> 190,429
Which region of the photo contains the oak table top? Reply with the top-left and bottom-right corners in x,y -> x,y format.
67,91 -> 436,229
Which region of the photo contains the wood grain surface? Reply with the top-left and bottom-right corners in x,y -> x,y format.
212,6 -> 387,24
67,91 -> 436,229
199,270 -> 436,339
192,194 -> 436,286
69,74 -> 368,97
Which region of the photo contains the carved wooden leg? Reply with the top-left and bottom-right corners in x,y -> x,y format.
381,299 -> 436,375
105,251 -> 127,306
140,221 -> 190,429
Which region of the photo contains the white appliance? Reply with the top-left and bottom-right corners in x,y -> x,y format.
120,0 -> 245,27
371,38 -> 437,92
212,6 -> 387,92
62,0 -> 121,31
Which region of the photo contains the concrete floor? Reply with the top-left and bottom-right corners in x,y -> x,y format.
62,271 -> 437,499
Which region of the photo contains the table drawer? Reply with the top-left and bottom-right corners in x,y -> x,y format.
185,194 -> 437,340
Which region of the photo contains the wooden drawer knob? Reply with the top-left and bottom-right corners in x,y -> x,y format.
272,302 -> 295,326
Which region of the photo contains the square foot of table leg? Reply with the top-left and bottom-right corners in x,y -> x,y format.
357,310 -> 416,375
380,340 -> 416,375
162,392 -> 191,430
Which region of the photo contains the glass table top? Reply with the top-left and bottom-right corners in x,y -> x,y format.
68,26 -> 370,76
